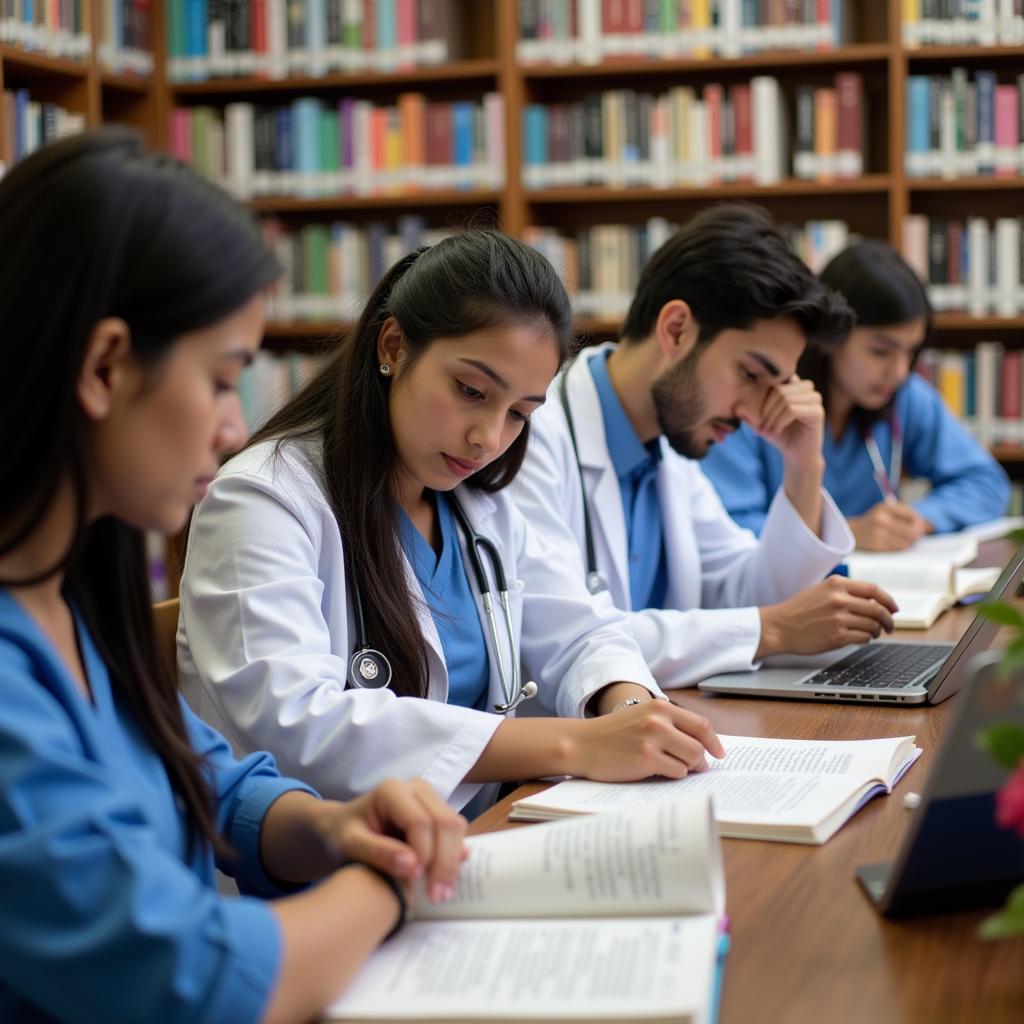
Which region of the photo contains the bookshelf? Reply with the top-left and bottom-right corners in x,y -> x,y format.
0,8 -> 162,168
4,1 -> 1023,484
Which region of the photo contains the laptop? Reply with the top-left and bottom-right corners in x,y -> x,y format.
858,651 -> 1024,916
697,544 -> 1024,706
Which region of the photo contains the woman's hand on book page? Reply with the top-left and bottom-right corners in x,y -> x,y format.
570,701 -> 725,782
325,778 -> 469,905
849,501 -> 932,551
757,576 -> 899,657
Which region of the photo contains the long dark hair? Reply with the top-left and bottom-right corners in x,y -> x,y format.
0,129 -> 280,855
801,239 -> 932,432
251,230 -> 572,699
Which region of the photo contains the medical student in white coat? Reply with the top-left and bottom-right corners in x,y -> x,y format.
512,204 -> 899,690
178,230 -> 724,817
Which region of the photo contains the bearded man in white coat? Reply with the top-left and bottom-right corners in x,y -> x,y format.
512,204 -> 899,690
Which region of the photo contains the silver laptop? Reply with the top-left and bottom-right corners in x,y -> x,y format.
698,544 -> 1024,706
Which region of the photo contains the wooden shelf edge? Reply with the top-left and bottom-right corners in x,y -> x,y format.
250,189 -> 501,212
935,315 -> 1024,330
0,43 -> 89,79
909,177 -> 1024,191
99,68 -> 152,94
991,445 -> 1024,463
526,176 -> 892,203
905,44 -> 1024,61
169,58 -> 500,96
522,43 -> 892,79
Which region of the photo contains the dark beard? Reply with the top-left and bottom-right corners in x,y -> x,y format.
650,346 -> 711,459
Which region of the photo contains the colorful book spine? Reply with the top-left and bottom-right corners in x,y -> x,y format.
173,92 -> 505,198
0,89 -> 86,176
0,0 -> 91,57
167,0 -> 463,81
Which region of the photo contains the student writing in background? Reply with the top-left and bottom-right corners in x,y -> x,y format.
510,204 -> 898,690
0,130 -> 468,1024
701,239 -> 1010,551
178,229 -> 724,822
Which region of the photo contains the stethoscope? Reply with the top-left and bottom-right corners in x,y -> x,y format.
347,492 -> 537,714
864,414 -> 902,502
558,362 -> 610,596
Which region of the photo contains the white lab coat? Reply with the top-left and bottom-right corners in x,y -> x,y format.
177,437 -> 661,814
511,343 -> 855,688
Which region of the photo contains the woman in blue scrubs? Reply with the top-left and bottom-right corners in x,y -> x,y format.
0,130 -> 466,1023
701,239 -> 1009,550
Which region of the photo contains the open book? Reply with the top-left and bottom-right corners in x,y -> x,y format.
845,545 -> 999,628
328,796 -> 726,1024
510,734 -> 922,845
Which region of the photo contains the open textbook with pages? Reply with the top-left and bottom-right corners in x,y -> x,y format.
510,735 -> 922,845
327,796 -> 726,1024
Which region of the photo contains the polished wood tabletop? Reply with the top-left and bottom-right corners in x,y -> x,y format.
471,541 -> 1024,1024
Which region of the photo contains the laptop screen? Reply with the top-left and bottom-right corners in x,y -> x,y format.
928,543 -> 1024,704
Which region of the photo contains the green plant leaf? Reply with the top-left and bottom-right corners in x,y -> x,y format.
974,724 -> 1024,769
977,601 -> 1024,629
997,645 -> 1024,681
1007,528 -> 1024,546
979,883 -> 1024,940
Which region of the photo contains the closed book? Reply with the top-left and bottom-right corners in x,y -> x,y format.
976,69 -> 997,174
928,217 -> 949,310
834,70 -> 863,177
793,83 -> 816,179
995,83 -> 1019,176
732,82 -> 753,181
906,76 -> 931,176
813,86 -> 836,180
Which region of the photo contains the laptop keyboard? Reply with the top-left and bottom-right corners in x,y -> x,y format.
801,643 -> 951,690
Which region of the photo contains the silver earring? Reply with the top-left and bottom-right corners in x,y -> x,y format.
379,362 -> 391,376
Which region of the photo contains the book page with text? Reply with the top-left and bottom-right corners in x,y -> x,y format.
327,915 -> 720,1022
414,794 -> 723,921
511,736 -> 919,832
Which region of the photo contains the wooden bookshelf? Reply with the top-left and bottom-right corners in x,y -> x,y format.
5,1 -> 1023,480
0,10 -> 161,156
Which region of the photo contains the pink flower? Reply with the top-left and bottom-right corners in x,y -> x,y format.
996,759 -> 1024,839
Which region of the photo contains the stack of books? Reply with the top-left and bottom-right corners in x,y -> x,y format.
263,215 -> 458,322
97,0 -> 154,76
517,0 -> 850,64
170,93 -> 505,199
166,0 -> 466,82
916,343 -> 1024,448
522,78 -> 798,189
524,218 -> 852,321
792,72 -> 866,181
906,70 -> 1024,179
903,214 -> 1024,316
902,1 -> 1024,47
0,91 -> 85,177
0,0 -> 91,58
238,350 -> 326,433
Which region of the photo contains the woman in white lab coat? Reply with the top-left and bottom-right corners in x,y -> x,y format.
178,231 -> 723,816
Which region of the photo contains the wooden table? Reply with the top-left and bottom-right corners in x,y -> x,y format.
471,542 -> 1024,1024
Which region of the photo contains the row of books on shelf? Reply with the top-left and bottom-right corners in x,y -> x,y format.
906,69 -> 1024,179
263,215 -> 456,321
0,0 -> 91,58
0,89 -> 85,176
166,0 -> 463,83
903,214 -> 1024,316
170,93 -> 505,200
239,349 -> 324,432
96,0 -> 154,75
259,213 -> 851,327
523,75 -> 864,191
918,344 -> 1024,447
902,0 -> 1024,48
526,217 -> 850,319
517,0 -> 850,65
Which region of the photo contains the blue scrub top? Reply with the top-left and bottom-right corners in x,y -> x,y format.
700,372 -> 1010,535
398,494 -> 491,710
588,349 -> 668,610
0,588 -> 318,1023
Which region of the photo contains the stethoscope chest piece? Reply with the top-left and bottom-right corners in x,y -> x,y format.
586,571 -> 608,595
349,648 -> 393,690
